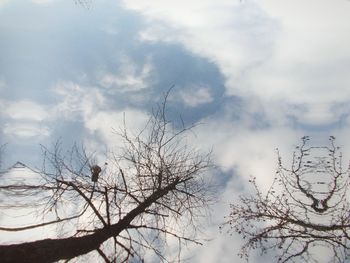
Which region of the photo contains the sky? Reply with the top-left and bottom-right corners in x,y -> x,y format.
1,0 -> 350,262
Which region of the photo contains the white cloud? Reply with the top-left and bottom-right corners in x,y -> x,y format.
122,0 -> 350,126
53,81 -> 150,153
3,122 -> 50,138
261,0 -> 350,62
0,0 -> 8,7
0,100 -> 50,138
99,56 -> 154,92
4,100 -> 48,121
31,0 -> 56,4
85,109 -> 149,144
193,114 -> 302,189
180,86 -> 213,107
54,81 -> 106,120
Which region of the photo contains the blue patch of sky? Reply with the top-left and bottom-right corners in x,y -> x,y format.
0,0 -> 143,101
213,168 -> 235,189
0,0 -> 234,166
0,0 -> 227,109
142,42 -> 227,125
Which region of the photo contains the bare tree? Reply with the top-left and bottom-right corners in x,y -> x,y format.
0,143 -> 4,170
0,97 -> 212,263
223,136 -> 350,263
74,0 -> 93,9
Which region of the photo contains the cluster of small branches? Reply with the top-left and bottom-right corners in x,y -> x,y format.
224,136 -> 350,263
74,0 -> 93,9
0,143 -> 5,170
0,96 -> 212,263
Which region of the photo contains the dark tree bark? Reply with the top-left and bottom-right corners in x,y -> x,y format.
0,179 -> 181,263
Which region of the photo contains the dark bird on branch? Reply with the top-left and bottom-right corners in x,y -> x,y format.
90,165 -> 102,183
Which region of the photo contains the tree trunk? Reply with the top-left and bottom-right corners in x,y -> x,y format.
0,179 -> 179,263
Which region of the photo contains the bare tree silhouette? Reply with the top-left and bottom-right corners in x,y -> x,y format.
74,0 -> 93,9
224,136 -> 350,263
0,143 -> 4,170
0,96 -> 212,263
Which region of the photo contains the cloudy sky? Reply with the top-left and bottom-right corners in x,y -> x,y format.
1,0 -> 350,262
